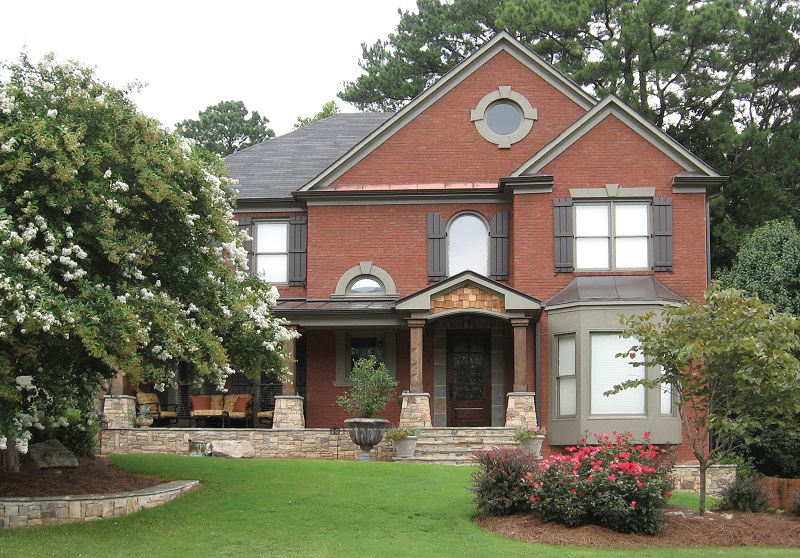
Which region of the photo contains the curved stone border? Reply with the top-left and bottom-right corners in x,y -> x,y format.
0,480 -> 199,528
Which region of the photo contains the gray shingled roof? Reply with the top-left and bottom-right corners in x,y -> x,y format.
224,112 -> 394,201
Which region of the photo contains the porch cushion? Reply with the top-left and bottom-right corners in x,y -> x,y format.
232,395 -> 252,413
190,395 -> 211,410
222,395 -> 239,413
210,395 -> 224,410
227,411 -> 248,419
159,410 -> 179,419
191,409 -> 225,417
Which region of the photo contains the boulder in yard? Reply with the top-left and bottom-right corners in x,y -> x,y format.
207,440 -> 255,458
21,439 -> 79,470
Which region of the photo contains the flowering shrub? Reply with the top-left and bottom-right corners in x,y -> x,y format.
471,447 -> 539,516
526,432 -> 674,534
513,425 -> 545,442
0,53 -> 299,458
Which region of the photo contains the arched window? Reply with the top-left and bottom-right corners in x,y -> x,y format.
347,276 -> 385,295
448,213 -> 488,276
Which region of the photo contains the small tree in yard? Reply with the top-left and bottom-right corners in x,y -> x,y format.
0,54 -> 298,472
616,282 -> 800,514
336,356 -> 398,418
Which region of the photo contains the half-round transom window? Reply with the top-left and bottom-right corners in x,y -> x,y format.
471,86 -> 538,149
348,276 -> 385,295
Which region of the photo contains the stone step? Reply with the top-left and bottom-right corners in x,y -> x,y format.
390,427 -> 519,464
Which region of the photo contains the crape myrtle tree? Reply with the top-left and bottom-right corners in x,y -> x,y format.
615,283 -> 800,514
0,54 -> 298,472
340,0 -> 800,270
175,100 -> 274,157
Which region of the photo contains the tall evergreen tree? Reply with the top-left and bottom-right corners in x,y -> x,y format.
176,100 -> 274,156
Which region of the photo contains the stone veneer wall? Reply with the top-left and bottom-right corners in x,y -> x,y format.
100,427 -> 392,461
102,395 -> 135,428
0,480 -> 198,529
671,464 -> 737,496
504,392 -> 537,428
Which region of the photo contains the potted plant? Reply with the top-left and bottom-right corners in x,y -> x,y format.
386,425 -> 421,459
336,355 -> 398,461
513,425 -> 545,458
136,404 -> 154,428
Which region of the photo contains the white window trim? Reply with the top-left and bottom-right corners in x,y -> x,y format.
574,201 -> 651,271
447,212 -> 489,277
254,220 -> 289,284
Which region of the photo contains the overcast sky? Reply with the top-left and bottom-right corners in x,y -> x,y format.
2,0 -> 419,136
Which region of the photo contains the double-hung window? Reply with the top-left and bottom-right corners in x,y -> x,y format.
556,335 -> 577,417
255,221 -> 289,284
590,333 -> 645,415
575,202 -> 649,270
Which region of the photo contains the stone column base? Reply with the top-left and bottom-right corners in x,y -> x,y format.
505,392 -> 537,428
399,393 -> 432,427
273,396 -> 306,429
102,395 -> 136,428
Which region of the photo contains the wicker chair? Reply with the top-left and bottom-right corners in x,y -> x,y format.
135,392 -> 179,426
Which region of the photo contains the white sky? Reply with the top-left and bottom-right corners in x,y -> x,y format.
1,0 -> 419,136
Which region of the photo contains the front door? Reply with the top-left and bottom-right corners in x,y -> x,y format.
447,329 -> 491,426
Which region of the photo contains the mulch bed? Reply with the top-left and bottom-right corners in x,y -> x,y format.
477,507 -> 800,548
0,457 -> 163,498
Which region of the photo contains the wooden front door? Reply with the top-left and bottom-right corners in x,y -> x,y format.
447,329 -> 491,427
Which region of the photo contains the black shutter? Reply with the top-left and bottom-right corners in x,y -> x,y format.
288,216 -> 308,286
235,216 -> 253,273
489,211 -> 510,281
427,212 -> 446,281
554,198 -> 574,272
652,197 -> 673,271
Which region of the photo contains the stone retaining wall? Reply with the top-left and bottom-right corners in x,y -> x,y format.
0,480 -> 198,529
671,464 -> 737,496
100,427 -> 392,461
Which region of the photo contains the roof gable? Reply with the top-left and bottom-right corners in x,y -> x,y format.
299,32 -> 598,192
511,95 -> 721,178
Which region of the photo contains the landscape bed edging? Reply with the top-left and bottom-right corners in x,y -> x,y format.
0,479 -> 199,528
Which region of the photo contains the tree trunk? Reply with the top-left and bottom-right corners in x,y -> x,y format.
698,463 -> 707,516
0,436 -> 20,473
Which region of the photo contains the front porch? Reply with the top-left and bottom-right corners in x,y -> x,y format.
99,425 -> 519,464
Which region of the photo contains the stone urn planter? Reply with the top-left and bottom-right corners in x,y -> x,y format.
392,436 -> 419,459
519,436 -> 545,458
345,418 -> 389,461
136,416 -> 154,428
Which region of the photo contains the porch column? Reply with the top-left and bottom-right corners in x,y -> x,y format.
511,318 -> 530,392
282,325 -> 298,396
408,319 -> 426,392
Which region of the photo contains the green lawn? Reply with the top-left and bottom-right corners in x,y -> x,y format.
0,455 -> 792,557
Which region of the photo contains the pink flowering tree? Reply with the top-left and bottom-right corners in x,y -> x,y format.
526,432 -> 674,534
617,282 -> 800,514
0,54 -> 298,471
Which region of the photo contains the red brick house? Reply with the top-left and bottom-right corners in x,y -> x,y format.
223,32 -> 724,451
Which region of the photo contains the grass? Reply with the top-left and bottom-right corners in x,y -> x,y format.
0,455 -> 794,557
